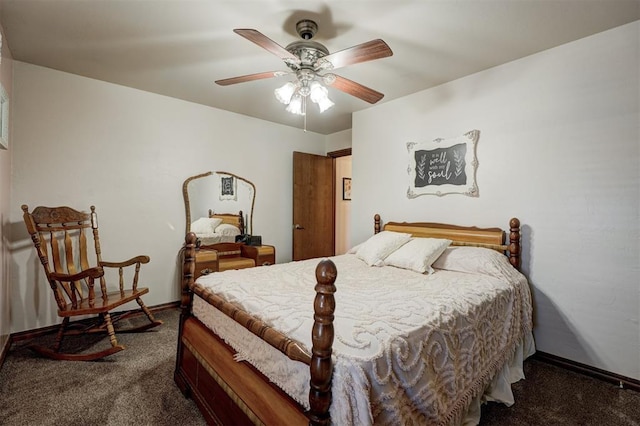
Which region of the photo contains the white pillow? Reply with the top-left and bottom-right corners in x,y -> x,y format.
432,246 -> 515,279
347,243 -> 362,254
355,231 -> 412,266
384,238 -> 452,274
191,217 -> 223,234
214,223 -> 241,237
208,217 -> 223,230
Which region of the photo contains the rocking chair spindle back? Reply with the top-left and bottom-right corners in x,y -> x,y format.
22,204 -> 163,361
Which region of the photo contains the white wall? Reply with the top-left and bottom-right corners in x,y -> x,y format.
352,22 -> 639,380
325,129 -> 352,153
9,62 -> 325,333
0,24 -> 14,354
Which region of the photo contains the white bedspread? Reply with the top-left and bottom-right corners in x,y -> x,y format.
195,233 -> 236,245
192,253 -> 534,425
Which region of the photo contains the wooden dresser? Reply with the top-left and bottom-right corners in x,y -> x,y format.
194,242 -> 275,278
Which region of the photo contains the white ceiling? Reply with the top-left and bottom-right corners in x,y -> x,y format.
0,0 -> 637,135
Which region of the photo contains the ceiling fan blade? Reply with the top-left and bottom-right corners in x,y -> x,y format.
234,29 -> 300,63
327,75 -> 385,104
320,39 -> 392,70
215,71 -> 284,86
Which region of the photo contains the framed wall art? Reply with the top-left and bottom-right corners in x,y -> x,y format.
219,175 -> 237,201
342,177 -> 351,200
406,130 -> 479,198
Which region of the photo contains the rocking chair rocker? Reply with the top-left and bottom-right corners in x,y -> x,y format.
22,204 -> 163,361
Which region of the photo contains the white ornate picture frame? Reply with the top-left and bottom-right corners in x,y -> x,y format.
407,130 -> 479,198
0,84 -> 8,150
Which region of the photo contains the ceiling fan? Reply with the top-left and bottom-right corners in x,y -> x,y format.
215,19 -> 393,116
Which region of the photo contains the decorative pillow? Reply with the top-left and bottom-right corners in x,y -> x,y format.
432,246 -> 515,279
214,223 -> 241,237
355,231 -> 412,266
384,237 -> 452,274
191,217 -> 223,234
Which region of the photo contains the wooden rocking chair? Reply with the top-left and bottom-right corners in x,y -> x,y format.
22,204 -> 163,361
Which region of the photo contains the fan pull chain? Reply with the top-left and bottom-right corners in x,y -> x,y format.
303,96 -> 307,132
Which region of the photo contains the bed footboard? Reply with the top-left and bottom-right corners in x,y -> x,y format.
175,232 -> 337,425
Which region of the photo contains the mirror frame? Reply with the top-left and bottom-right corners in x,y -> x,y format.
183,171 -> 256,236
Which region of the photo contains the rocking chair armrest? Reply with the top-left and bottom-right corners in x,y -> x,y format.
100,255 -> 150,268
50,266 -> 105,282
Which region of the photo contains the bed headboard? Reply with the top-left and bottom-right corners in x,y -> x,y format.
209,209 -> 245,235
374,214 -> 521,270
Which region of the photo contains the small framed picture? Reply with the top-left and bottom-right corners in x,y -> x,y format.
219,175 -> 237,201
342,177 -> 351,201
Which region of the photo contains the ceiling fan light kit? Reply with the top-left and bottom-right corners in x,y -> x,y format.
215,18 -> 393,127
286,94 -> 304,116
309,82 -> 334,113
275,69 -> 335,115
274,81 -> 297,104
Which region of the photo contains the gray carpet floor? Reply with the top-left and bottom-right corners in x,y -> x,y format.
481,359 -> 640,425
0,308 -> 206,426
1,308 -> 638,425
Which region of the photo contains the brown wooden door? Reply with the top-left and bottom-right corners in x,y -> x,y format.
292,151 -> 335,261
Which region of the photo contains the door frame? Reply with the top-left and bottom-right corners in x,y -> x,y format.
327,148 -> 352,159
328,148 -> 352,253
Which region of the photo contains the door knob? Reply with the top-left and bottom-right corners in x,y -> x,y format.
293,224 -> 305,230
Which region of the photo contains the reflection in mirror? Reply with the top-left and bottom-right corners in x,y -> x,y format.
183,171 -> 256,242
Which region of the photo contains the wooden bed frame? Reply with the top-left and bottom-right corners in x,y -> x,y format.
174,215 -> 522,425
209,209 -> 245,236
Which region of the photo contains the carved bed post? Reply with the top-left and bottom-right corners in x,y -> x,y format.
308,259 -> 337,426
374,213 -> 381,234
238,210 -> 245,235
175,232 -> 197,393
180,232 -> 197,311
508,218 -> 521,270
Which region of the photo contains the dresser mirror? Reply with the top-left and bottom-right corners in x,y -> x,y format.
183,171 -> 256,237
